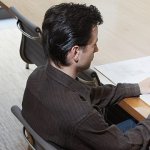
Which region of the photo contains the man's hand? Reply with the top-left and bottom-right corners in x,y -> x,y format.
139,77 -> 150,94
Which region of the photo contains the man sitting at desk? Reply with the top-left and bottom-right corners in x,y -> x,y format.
22,3 -> 150,149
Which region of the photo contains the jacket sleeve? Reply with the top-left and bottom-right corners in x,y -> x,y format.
90,83 -> 141,107
74,110 -> 150,150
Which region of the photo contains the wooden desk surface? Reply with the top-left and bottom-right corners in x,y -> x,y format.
1,0 -> 150,121
95,56 -> 150,121
96,71 -> 150,122
119,98 -> 150,121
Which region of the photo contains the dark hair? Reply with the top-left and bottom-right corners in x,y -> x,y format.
42,3 -> 103,66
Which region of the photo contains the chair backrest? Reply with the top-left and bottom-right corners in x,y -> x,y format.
8,7 -> 47,66
11,105 -> 61,150
78,68 -> 102,87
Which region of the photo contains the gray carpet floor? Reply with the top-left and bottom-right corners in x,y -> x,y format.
0,19 -> 36,150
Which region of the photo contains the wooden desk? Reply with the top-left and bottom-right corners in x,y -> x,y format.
96,71 -> 150,122
119,98 -> 150,121
95,56 -> 150,122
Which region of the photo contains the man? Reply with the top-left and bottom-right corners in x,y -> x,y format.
22,3 -> 150,149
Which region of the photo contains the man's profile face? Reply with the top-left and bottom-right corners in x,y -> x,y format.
77,26 -> 99,71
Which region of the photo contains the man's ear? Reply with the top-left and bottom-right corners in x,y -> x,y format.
69,45 -> 80,63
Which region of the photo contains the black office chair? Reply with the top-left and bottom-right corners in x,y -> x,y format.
11,105 -> 65,150
8,7 -> 47,69
77,68 -> 102,87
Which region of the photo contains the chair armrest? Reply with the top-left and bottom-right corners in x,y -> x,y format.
11,105 -> 58,150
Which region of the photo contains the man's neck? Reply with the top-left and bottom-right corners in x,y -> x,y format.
50,61 -> 77,79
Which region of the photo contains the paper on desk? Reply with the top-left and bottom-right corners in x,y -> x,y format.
140,94 -> 150,106
95,56 -> 150,106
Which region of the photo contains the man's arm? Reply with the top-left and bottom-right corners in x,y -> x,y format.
90,83 -> 140,107
74,110 -> 150,150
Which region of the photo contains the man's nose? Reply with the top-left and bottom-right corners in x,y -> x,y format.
94,45 -> 99,52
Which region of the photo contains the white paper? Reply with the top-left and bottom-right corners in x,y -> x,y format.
95,56 -> 150,105
140,94 -> 150,106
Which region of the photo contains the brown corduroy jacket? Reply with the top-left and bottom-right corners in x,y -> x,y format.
22,64 -> 150,150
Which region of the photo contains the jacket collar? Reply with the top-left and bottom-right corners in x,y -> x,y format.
46,63 -> 91,101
